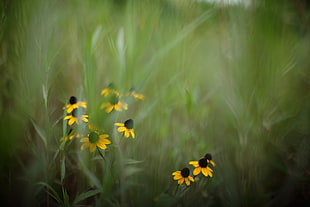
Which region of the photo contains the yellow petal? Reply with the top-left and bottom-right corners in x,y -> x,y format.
130,130 -> 135,138
178,178 -> 184,185
201,167 -> 210,177
189,161 -> 199,167
68,118 -> 76,126
173,174 -> 182,180
80,143 -> 89,150
99,137 -> 111,145
80,137 -> 89,143
114,123 -> 124,126
172,171 -> 180,176
99,134 -> 109,139
100,102 -> 110,109
114,102 -> 122,111
96,142 -> 107,150
64,115 -> 72,120
210,160 -> 216,167
105,105 -> 114,113
89,144 -> 96,152
189,176 -> 195,182
124,130 -> 130,138
185,178 -> 190,186
117,126 -> 126,132
122,103 -> 128,110
193,167 -> 201,176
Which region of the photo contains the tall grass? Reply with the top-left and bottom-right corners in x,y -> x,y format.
0,0 -> 309,206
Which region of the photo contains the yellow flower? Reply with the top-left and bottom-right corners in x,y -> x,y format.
80,132 -> 111,152
114,119 -> 135,138
126,89 -> 145,100
100,94 -> 128,113
64,109 -> 89,126
189,158 -> 214,177
65,96 -> 87,113
172,168 -> 194,186
60,129 -> 75,142
204,153 -> 216,167
100,88 -> 120,97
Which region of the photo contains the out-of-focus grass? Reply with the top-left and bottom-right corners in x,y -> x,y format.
0,0 -> 309,206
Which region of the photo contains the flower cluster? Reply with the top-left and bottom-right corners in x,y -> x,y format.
61,87 -> 143,153
172,153 -> 215,186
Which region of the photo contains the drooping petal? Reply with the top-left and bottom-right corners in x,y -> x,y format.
80,143 -> 89,150
96,141 -> 107,150
89,144 -> 96,152
105,105 -> 114,113
68,118 -> 77,126
124,130 -> 130,138
173,174 -> 182,180
210,160 -> 216,167
100,102 -> 110,109
201,167 -> 211,177
117,126 -> 126,132
130,130 -> 135,138
178,178 -> 184,185
185,178 -> 190,186
189,176 -> 195,182
122,103 -> 128,110
114,102 -> 122,111
189,161 -> 199,167
193,167 -> 201,176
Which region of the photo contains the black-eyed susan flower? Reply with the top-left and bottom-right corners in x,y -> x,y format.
189,158 -> 213,177
205,153 -> 216,167
64,108 -> 89,126
60,129 -> 75,142
65,96 -> 87,113
100,94 -> 128,113
172,167 -> 194,186
126,88 -> 145,100
80,132 -> 111,152
114,119 -> 135,138
100,84 -> 120,97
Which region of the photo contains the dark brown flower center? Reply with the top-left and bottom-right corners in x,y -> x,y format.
72,109 -> 78,117
69,96 -> 77,104
181,168 -> 190,178
110,94 -> 119,105
205,153 -> 212,161
198,158 -> 208,168
124,119 -> 134,129
89,132 -> 99,143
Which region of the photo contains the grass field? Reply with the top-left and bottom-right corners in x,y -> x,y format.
0,0 -> 309,206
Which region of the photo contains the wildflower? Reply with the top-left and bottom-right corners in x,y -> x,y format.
100,84 -> 120,97
100,94 -> 128,113
60,129 -> 75,142
80,131 -> 111,152
65,96 -> 87,113
126,88 -> 144,100
172,168 -> 194,186
64,108 -> 89,126
205,153 -> 216,167
114,119 -> 135,138
189,157 -> 213,177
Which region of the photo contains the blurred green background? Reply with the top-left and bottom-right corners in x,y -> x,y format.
0,0 -> 309,206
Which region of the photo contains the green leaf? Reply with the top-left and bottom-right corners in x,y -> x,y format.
73,189 -> 101,205
60,157 -> 66,183
37,182 -> 62,204
31,119 -> 47,147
